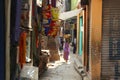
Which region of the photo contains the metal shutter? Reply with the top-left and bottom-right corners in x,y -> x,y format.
102,0 -> 120,79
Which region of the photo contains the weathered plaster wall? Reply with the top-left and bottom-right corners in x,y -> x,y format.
89,0 -> 102,80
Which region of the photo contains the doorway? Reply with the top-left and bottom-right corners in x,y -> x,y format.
79,16 -> 83,56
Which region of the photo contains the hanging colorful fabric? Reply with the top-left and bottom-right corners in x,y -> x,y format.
50,20 -> 60,27
19,31 -> 27,68
45,27 -> 50,36
42,11 -> 51,19
14,0 -> 22,43
51,7 -> 59,21
48,27 -> 58,37
43,19 -> 51,25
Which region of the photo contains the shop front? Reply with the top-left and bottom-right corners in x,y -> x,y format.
102,0 -> 120,79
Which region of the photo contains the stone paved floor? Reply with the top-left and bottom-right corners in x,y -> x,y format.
40,52 -> 82,80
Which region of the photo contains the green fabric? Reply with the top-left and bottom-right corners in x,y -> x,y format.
71,0 -> 79,10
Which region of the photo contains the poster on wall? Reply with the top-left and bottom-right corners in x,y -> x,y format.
109,16 -> 120,60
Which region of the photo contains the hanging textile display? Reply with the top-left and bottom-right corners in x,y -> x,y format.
51,7 -> 59,21
42,0 -> 52,36
48,7 -> 60,37
19,31 -> 27,68
18,0 -> 31,68
13,1 -> 22,78
14,0 -> 22,43
40,0 -> 60,62
44,27 -> 50,36
42,0 -> 60,38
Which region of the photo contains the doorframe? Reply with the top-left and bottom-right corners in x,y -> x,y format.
79,16 -> 83,56
5,0 -> 11,79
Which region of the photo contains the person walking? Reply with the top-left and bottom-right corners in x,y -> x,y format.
59,37 -> 64,53
73,38 -> 76,54
63,39 -> 70,63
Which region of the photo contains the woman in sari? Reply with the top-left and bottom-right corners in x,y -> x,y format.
63,39 -> 70,62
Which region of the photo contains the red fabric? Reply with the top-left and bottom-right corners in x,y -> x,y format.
43,11 -> 51,19
19,31 -> 27,68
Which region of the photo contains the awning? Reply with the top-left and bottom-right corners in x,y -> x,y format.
59,8 -> 82,20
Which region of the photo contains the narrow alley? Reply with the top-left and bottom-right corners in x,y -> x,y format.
3,0 -> 120,80
40,47 -> 89,80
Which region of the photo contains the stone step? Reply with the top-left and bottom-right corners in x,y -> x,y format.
73,57 -> 89,80
74,57 -> 83,69
74,64 -> 87,76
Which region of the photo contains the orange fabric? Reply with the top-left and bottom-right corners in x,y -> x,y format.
19,31 -> 27,68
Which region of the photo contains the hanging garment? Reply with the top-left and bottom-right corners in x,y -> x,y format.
14,0 -> 22,43
19,31 -> 27,68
